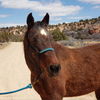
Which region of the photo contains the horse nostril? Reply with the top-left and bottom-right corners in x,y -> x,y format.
49,64 -> 61,75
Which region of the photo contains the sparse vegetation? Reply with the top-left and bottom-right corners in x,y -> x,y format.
0,32 -> 9,42
0,16 -> 100,42
0,32 -> 24,42
50,28 -> 68,41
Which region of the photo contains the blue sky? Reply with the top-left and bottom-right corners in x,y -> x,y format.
0,0 -> 100,27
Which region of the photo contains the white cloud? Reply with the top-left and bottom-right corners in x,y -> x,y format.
0,23 -> 24,28
78,0 -> 100,4
93,5 -> 100,9
0,14 -> 9,18
67,16 -> 91,20
0,0 -> 82,17
50,16 -> 62,21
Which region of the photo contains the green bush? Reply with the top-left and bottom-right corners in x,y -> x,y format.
50,28 -> 67,41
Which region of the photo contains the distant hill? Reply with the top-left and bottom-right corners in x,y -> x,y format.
49,16 -> 100,32
0,16 -> 100,42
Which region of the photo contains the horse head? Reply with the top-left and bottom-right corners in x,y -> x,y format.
26,13 -> 61,76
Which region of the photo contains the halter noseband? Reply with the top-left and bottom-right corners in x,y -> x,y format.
30,44 -> 54,54
29,39 -> 54,54
39,48 -> 54,54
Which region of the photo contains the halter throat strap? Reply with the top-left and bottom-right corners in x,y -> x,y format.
39,48 -> 54,54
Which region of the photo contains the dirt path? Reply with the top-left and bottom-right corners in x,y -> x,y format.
0,42 -> 97,100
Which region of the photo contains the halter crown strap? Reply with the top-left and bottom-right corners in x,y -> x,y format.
39,48 -> 54,54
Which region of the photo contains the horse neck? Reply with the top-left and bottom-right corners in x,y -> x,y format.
51,41 -> 71,60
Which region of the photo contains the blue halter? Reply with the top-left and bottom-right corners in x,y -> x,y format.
39,48 -> 54,54
30,44 -> 54,54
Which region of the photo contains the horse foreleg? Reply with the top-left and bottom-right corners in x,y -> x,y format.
95,89 -> 100,100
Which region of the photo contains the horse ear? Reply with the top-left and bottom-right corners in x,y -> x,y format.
41,13 -> 49,25
27,13 -> 34,28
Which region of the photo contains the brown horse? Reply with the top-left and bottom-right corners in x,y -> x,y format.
23,13 -> 100,100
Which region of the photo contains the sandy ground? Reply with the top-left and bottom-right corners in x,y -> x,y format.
0,42 -> 97,100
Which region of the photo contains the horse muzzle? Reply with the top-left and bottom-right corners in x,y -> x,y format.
48,64 -> 61,76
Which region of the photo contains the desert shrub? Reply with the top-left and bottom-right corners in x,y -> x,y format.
0,32 -> 24,42
50,28 -> 68,41
77,28 -> 83,31
0,32 -> 10,42
9,34 -> 24,42
76,32 -> 89,39
79,19 -> 84,22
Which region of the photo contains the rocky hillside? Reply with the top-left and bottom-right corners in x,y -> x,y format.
49,16 -> 100,39
0,16 -> 100,42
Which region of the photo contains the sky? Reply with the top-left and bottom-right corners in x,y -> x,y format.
0,0 -> 100,27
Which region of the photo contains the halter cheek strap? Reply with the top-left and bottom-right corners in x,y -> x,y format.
39,48 -> 54,54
